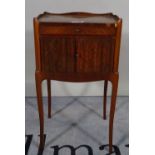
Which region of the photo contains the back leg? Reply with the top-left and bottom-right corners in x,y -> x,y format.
47,79 -> 52,118
103,80 -> 108,120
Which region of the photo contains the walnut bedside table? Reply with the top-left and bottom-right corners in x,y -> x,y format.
33,12 -> 122,153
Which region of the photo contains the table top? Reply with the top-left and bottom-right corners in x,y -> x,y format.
36,12 -> 121,24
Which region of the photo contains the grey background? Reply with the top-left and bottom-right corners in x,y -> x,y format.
25,0 -> 129,96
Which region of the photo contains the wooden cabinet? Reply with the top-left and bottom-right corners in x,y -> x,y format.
33,12 -> 122,153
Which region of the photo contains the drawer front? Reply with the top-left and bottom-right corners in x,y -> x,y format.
40,36 -> 75,73
39,24 -> 116,36
76,36 -> 114,73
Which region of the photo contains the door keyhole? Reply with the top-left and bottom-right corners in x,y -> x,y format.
75,52 -> 79,58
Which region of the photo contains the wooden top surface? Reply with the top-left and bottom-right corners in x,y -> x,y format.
37,12 -> 120,24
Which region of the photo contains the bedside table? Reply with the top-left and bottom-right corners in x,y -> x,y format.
33,12 -> 122,153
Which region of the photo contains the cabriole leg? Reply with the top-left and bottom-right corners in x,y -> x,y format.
103,80 -> 108,120
35,73 -> 44,150
109,75 -> 118,153
47,79 -> 52,118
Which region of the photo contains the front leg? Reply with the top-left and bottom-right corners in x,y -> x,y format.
35,72 -> 45,150
109,75 -> 118,153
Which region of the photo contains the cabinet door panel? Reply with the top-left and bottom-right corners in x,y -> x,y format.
40,36 -> 75,73
76,36 -> 114,73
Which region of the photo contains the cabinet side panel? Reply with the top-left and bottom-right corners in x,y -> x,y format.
33,18 -> 41,71
113,19 -> 122,72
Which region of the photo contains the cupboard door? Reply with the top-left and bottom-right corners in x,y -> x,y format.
40,36 -> 75,73
76,36 -> 114,73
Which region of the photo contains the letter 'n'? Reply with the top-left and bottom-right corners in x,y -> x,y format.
51,145 -> 93,155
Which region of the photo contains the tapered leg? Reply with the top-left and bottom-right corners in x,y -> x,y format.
35,73 -> 44,149
47,79 -> 52,118
103,80 -> 108,120
109,76 -> 118,153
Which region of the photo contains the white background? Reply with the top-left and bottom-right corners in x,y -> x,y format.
25,0 -> 129,96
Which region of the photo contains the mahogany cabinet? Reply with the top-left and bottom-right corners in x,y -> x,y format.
33,12 -> 122,153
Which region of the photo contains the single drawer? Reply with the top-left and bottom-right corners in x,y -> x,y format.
39,24 -> 116,36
